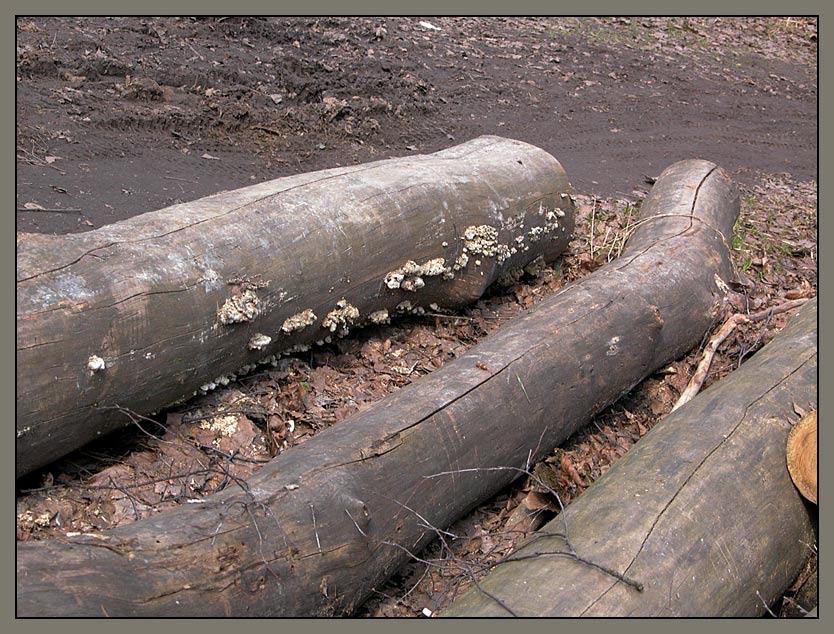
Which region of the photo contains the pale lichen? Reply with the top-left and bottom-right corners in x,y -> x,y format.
87,354 -> 106,373
503,212 -> 527,232
281,308 -> 317,334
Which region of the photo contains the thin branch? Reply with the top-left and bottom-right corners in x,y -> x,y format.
736,309 -> 773,367
756,590 -> 778,617
506,545 -> 644,591
310,504 -> 322,553
17,207 -> 82,213
672,298 -> 809,411
589,198 -> 597,259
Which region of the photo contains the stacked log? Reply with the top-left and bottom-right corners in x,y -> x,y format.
443,299 -> 817,617
17,158 -> 741,616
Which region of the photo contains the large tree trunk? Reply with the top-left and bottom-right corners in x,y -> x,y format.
443,298 -> 818,617
16,159 -> 739,617
16,135 -> 575,478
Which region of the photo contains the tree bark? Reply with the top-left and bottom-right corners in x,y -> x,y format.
16,159 -> 740,617
16,135 -> 576,478
443,298 -> 817,618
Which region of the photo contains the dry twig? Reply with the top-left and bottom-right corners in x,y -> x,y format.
671,298 -> 809,412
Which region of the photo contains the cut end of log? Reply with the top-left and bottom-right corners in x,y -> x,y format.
787,409 -> 817,504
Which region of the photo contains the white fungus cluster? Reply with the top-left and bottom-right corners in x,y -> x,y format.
86,354 -> 106,373
217,289 -> 260,325
462,225 -> 499,256
247,333 -> 272,351
385,257 -> 450,292
395,300 -> 426,315
199,361 -> 260,394
368,309 -> 391,325
460,224 -> 513,265
323,298 -> 360,335
281,308 -> 317,334
200,414 -> 239,437
527,205 -> 566,242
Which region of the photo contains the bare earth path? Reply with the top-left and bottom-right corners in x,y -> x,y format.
16,17 -> 816,234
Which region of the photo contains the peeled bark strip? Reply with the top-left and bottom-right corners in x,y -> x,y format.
16,135 -> 576,478
17,159 -> 738,617
443,299 -> 817,618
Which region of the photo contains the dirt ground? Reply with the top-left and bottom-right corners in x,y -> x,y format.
16,17 -> 816,234
16,16 -> 817,617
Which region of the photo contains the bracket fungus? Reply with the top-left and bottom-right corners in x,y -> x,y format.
217,289 -> 260,325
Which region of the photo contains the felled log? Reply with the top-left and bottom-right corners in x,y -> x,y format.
16,135 -> 576,478
443,299 -> 818,618
16,159 -> 739,617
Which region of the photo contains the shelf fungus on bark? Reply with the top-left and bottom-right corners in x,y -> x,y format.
322,299 -> 360,336
384,258 -> 450,292
247,333 -> 272,351
217,289 -> 260,325
281,309 -> 317,334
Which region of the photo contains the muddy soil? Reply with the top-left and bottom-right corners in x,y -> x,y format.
16,17 -> 816,234
16,16 -> 817,618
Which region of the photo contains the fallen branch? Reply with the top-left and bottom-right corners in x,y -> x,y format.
16,207 -> 83,213
671,297 -> 810,411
